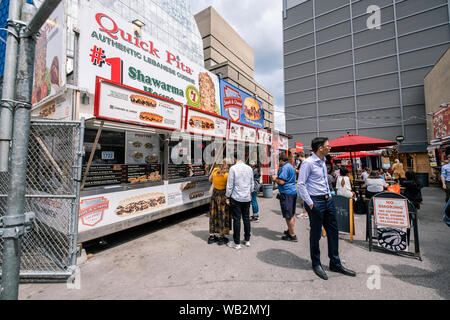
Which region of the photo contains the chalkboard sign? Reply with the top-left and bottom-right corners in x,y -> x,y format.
333,195 -> 355,237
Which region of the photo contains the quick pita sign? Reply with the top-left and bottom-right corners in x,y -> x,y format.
78,3 -> 221,114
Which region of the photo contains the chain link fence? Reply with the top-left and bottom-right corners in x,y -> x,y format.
0,119 -> 84,281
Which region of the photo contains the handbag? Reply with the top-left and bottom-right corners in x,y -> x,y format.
387,184 -> 401,194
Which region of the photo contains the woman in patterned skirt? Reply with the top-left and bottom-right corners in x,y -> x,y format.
208,162 -> 231,245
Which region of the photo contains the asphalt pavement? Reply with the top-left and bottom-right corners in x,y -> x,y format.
18,187 -> 450,300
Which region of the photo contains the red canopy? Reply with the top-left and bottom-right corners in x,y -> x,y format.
333,151 -> 379,159
329,133 -> 396,152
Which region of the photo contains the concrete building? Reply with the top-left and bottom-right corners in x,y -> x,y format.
425,47 -> 450,142
194,6 -> 275,130
424,47 -> 450,181
282,0 -> 450,151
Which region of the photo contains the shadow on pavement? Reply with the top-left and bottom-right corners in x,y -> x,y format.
256,248 -> 310,270
251,226 -> 284,241
84,204 -> 209,254
271,210 -> 282,216
380,264 -> 450,299
191,229 -> 213,243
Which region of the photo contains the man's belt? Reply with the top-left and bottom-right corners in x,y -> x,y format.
311,194 -> 330,200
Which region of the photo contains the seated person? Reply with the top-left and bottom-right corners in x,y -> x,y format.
336,167 -> 355,199
382,168 -> 392,180
401,171 -> 423,209
365,171 -> 388,199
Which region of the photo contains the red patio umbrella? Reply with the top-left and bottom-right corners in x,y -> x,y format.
333,151 -> 379,159
329,133 -> 396,152
329,133 -> 396,177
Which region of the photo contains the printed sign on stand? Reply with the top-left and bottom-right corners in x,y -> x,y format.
373,198 -> 410,228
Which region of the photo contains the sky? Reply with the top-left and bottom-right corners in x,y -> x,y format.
190,0 -> 286,133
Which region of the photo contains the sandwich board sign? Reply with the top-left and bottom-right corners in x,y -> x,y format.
373,198 -> 409,252
333,195 -> 355,242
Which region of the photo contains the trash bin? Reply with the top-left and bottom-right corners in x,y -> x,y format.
262,184 -> 273,198
416,173 -> 429,188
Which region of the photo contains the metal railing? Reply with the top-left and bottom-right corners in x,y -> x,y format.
0,119 -> 84,281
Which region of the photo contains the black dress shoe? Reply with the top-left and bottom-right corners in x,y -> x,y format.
329,265 -> 356,277
312,265 -> 328,280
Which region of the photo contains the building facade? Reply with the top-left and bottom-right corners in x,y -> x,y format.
283,0 -> 450,150
194,6 -> 275,130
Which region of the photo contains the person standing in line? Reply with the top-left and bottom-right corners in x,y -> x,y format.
441,153 -> 450,203
327,164 -> 337,194
297,137 -> 356,280
250,161 -> 261,222
295,152 -> 306,179
226,153 -> 254,250
295,152 -> 308,219
208,163 -> 231,245
272,154 -> 298,242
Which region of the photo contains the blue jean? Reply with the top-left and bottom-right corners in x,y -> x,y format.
251,191 -> 259,216
304,196 -> 342,268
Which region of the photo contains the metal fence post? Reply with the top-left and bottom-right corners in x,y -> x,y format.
0,3 -> 35,300
1,0 -> 62,300
0,0 -> 23,172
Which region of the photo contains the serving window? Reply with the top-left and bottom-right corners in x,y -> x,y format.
81,128 -> 164,190
167,134 -> 219,182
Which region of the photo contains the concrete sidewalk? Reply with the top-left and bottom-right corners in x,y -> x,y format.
18,187 -> 450,299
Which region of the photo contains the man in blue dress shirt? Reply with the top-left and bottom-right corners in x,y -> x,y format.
297,137 -> 356,280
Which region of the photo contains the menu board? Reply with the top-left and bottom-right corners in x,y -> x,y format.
257,129 -> 273,145
185,107 -> 228,138
229,122 -> 257,143
168,164 -> 207,180
95,79 -> 183,130
82,164 -> 126,188
82,164 -> 162,189
127,164 -> 162,184
126,131 -> 160,165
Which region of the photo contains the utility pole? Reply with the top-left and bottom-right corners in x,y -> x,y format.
0,0 -> 62,300
0,0 -> 23,172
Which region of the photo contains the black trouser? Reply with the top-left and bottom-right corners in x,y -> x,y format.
446,182 -> 450,203
230,198 -> 251,245
304,196 -> 342,268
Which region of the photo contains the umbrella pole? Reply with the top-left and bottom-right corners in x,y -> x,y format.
350,151 -> 356,180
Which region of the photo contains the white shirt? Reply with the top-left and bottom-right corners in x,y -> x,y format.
226,161 -> 254,202
361,171 -> 369,182
337,176 -> 352,192
366,178 -> 386,193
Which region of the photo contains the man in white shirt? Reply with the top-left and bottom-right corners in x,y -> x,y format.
226,153 -> 254,249
361,167 -> 371,182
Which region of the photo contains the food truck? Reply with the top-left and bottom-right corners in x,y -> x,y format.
29,1 -> 277,243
